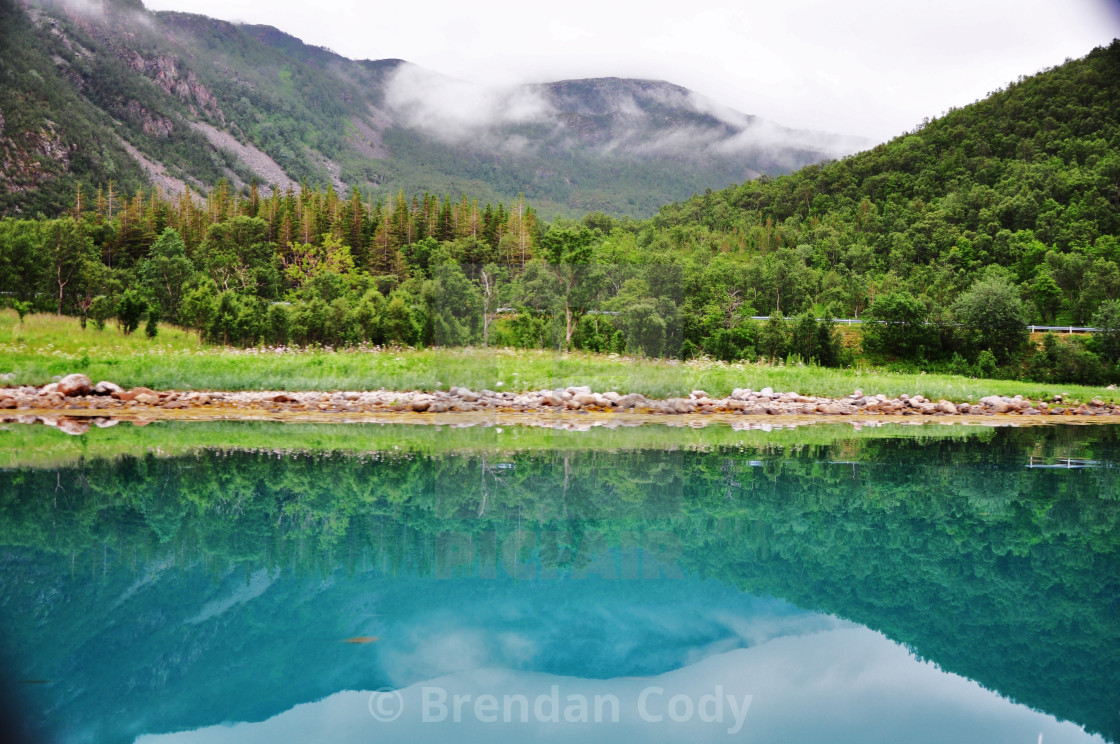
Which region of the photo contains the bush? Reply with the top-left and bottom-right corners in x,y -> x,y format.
679,338 -> 699,361
974,349 -> 998,378
265,304 -> 291,346
1090,299 -> 1120,364
145,306 -> 159,339
1027,332 -> 1107,385
116,289 -> 147,335
861,291 -> 930,359
703,323 -> 756,362
757,314 -> 789,362
952,275 -> 1028,363
89,295 -> 114,331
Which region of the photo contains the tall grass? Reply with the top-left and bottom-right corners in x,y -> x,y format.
2,310 -> 1117,403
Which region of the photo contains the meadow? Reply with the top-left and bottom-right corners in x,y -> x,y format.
2,310 -> 1117,404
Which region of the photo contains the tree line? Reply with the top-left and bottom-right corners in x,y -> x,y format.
3,176 -> 1120,382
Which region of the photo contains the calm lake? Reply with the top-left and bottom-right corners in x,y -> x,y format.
0,420 -> 1117,743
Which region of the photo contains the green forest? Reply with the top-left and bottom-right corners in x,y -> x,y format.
2,40 -> 1119,385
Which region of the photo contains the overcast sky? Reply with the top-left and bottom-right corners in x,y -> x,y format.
142,0 -> 1120,142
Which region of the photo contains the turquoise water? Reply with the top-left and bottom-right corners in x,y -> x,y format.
0,422 -> 1117,743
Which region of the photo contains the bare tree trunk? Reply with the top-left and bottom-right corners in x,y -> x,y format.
481,270 -> 492,347
55,231 -> 69,316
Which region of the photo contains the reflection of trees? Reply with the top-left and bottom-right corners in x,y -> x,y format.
0,426 -> 1119,740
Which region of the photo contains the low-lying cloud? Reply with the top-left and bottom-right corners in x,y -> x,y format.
382,63 -> 872,167
384,64 -> 556,144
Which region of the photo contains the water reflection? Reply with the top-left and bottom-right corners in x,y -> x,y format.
0,422 -> 1117,743
139,628 -> 1104,744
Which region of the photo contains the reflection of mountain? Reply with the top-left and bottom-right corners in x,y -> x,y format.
0,424 -> 1118,742
2,550 -> 827,744
142,630 -> 1102,744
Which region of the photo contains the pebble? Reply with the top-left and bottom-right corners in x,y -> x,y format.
1,379 -> 1118,424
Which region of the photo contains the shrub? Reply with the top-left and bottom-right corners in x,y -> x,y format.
116,289 -> 147,335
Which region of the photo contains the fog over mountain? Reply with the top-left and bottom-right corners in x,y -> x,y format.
0,0 -> 871,217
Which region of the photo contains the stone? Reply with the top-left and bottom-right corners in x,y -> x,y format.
541,391 -> 565,406
614,393 -> 644,409
271,393 -> 296,403
450,386 -> 479,402
57,374 -> 92,396
669,398 -> 694,413
573,393 -> 597,407
93,380 -> 123,396
134,393 -> 160,405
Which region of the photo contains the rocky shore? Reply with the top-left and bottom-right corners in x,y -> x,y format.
2,374 -> 1119,433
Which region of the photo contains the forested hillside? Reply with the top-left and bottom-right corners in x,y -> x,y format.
0,0 -> 856,218
1,34 -> 1118,385
652,39 -> 1120,327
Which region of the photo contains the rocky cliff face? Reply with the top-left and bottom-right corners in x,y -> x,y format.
0,116 -> 74,198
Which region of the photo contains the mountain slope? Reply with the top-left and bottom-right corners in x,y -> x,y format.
0,0 -> 868,218
649,38 -> 1120,326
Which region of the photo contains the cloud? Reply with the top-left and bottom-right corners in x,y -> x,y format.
383,64 -> 556,144
139,627 -> 1108,744
31,0 -> 156,29
381,61 -> 872,168
53,0 -> 106,18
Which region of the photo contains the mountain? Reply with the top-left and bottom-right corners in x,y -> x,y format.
0,0 -> 868,218
643,38 -> 1120,335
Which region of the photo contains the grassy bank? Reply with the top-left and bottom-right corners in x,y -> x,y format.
2,310 -> 1118,404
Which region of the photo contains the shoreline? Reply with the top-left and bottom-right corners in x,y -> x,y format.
3,374 -> 1120,434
